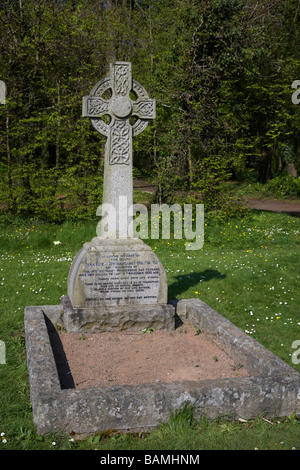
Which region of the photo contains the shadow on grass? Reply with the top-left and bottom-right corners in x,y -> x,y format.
168,269 -> 226,299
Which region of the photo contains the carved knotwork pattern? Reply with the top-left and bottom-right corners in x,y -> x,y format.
132,80 -> 148,99
110,121 -> 130,165
115,64 -> 130,96
88,98 -> 108,115
92,119 -> 109,136
93,78 -> 111,97
83,62 -> 156,164
134,100 -> 154,117
132,120 -> 148,137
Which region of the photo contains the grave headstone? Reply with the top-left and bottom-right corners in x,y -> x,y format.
82,61 -> 155,238
61,62 -> 175,332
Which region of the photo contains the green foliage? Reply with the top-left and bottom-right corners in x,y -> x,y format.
0,0 -> 300,220
265,175 -> 300,199
0,162 -> 103,222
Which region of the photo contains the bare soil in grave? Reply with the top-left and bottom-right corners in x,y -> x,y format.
57,320 -> 249,389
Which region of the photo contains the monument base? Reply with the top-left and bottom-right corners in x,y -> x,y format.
61,295 -> 175,333
64,236 -> 175,332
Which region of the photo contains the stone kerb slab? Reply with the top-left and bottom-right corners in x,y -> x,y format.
25,299 -> 300,436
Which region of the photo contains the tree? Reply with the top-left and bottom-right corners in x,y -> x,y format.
0,0 -> 108,220
1,0 -> 299,222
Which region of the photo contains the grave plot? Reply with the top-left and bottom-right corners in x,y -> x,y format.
25,62 -> 300,436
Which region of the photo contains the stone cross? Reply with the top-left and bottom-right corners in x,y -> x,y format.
0,81 -> 6,105
82,62 -> 156,238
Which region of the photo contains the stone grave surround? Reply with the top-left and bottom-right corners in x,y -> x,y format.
25,299 -> 300,435
62,62 -> 175,332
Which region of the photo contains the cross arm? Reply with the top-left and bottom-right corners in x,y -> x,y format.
82,96 -> 109,118
132,99 -> 156,120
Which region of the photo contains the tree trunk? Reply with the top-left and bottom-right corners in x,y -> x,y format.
56,81 -> 61,167
152,122 -> 162,205
5,111 -> 14,211
106,0 -> 116,65
188,145 -> 193,188
259,148 -> 273,183
287,162 -> 298,178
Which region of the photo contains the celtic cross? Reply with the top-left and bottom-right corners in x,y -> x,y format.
82,62 -> 155,238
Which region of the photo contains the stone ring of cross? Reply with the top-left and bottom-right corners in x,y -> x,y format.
82,62 -> 156,138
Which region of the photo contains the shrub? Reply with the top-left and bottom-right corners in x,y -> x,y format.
265,175 -> 300,199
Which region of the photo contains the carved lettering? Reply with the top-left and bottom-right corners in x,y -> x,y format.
79,252 -> 160,305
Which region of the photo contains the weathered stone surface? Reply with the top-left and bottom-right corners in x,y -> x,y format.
68,237 -> 167,308
64,237 -> 174,332
61,63 -> 167,332
24,301 -> 300,435
82,62 -> 155,238
61,294 -> 175,333
174,299 -> 190,322
0,81 -> 6,105
185,298 -> 294,377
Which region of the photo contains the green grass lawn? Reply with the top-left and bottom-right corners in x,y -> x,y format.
0,208 -> 300,450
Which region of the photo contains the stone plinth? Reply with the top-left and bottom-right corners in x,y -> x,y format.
63,237 -> 175,332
